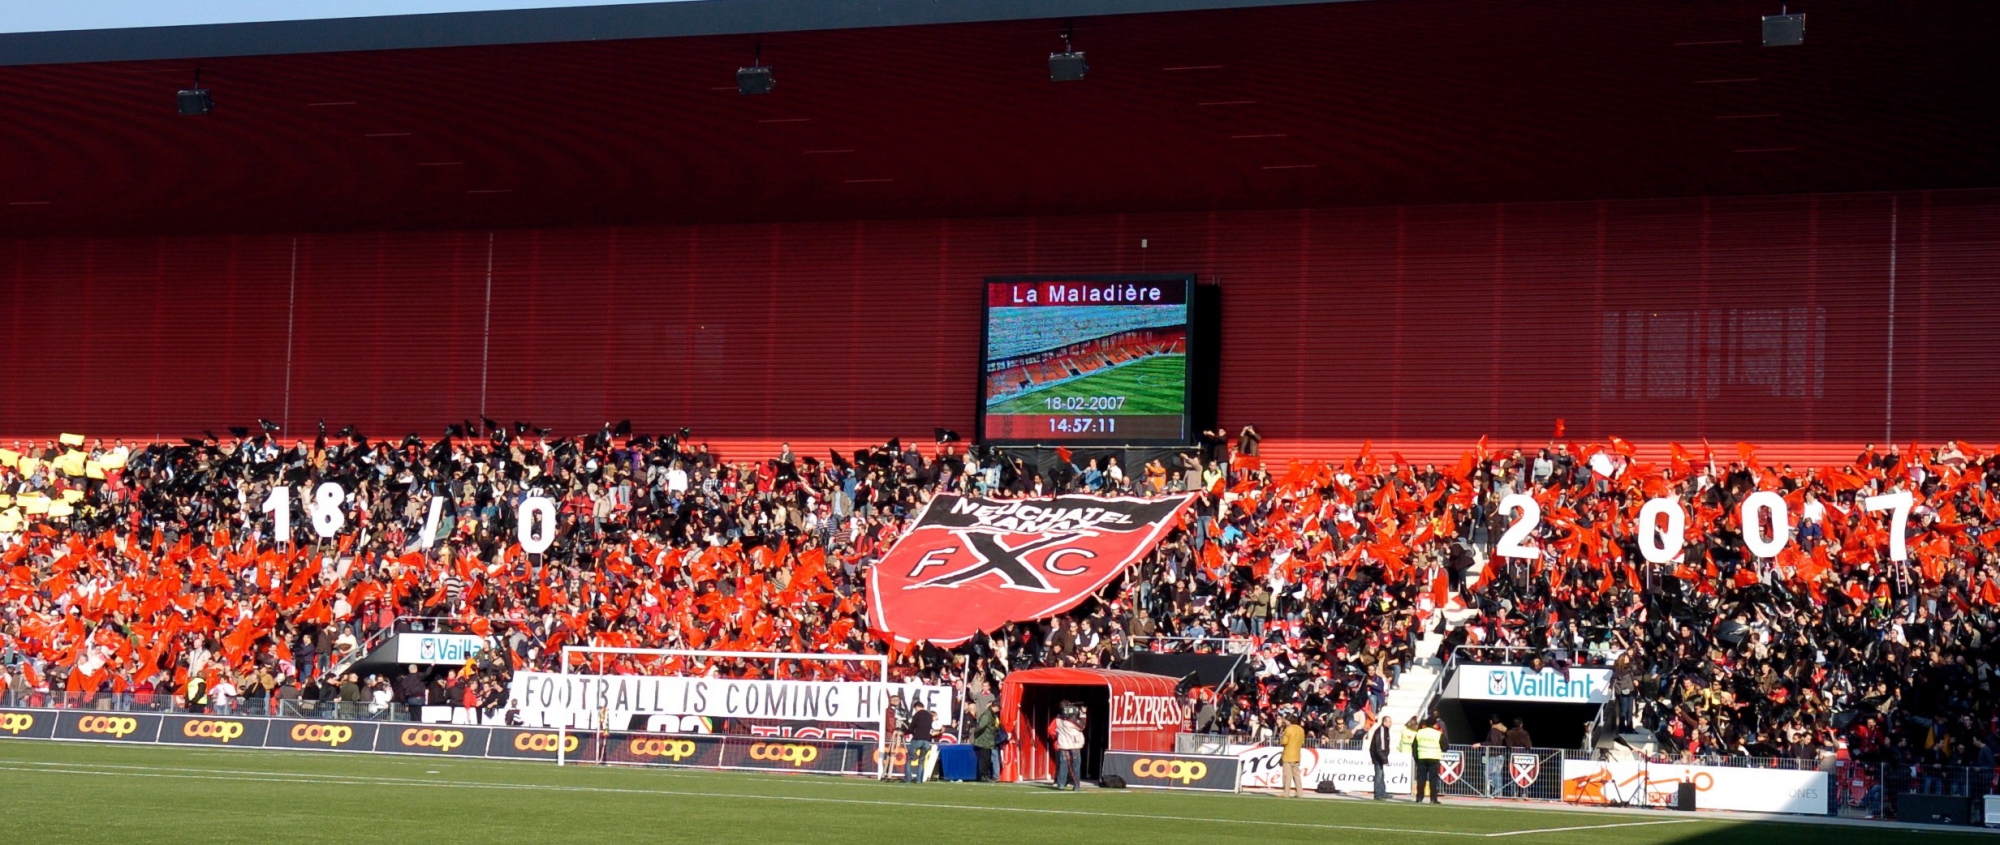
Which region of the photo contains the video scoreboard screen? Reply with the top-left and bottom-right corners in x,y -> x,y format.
979,275 -> 1193,445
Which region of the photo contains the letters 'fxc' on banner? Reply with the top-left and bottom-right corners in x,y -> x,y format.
867,493 -> 1197,646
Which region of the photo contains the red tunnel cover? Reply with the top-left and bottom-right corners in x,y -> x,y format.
999,668 -> 1188,783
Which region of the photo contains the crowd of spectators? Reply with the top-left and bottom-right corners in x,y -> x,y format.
3,422 -> 1999,781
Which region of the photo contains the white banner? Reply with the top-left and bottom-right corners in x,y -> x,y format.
1453,665 -> 1615,704
1561,759 -> 1829,815
394,633 -> 488,665
510,672 -> 953,730
1234,744 -> 1413,795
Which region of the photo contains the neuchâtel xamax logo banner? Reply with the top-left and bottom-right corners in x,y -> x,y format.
868,494 -> 1197,646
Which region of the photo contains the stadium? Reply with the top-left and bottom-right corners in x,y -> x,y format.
3,0 -> 2000,842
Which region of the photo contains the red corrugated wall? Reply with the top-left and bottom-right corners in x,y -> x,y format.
3,190 -> 1996,464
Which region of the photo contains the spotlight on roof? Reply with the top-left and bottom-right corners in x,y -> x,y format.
1050,25 -> 1087,82
1762,11 -> 1805,47
178,68 -> 212,115
738,43 -> 774,95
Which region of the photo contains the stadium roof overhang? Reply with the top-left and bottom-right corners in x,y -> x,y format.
1,0 -> 1995,238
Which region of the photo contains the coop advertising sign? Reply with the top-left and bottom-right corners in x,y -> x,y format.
0,709 -> 54,739
509,672 -> 954,730
1102,751 -> 1241,792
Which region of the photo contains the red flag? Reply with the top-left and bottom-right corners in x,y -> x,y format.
867,493 -> 1199,647
1055,446 -> 1073,464
1608,435 -> 1636,458
1668,443 -> 1693,477
1552,419 -> 1566,440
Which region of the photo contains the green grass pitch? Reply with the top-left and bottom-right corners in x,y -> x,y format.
988,354 -> 1187,416
0,741 -> 1972,845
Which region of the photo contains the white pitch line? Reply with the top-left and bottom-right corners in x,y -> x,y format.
1484,819 -> 1699,837
0,762 -> 1493,838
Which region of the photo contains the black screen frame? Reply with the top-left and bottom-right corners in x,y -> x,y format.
976,273 -> 1197,448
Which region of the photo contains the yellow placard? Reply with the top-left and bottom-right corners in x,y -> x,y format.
60,489 -> 85,503
0,494 -> 11,508
14,458 -> 37,476
85,461 -> 107,480
55,451 -> 87,476
19,495 -> 49,516
58,433 -> 85,447
0,510 -> 20,534
0,448 -> 17,469
98,449 -> 128,470
46,501 -> 74,519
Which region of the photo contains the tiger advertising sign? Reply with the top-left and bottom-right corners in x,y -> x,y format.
868,494 -> 1197,646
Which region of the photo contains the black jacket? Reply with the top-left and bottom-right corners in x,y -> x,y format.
1369,723 -> 1392,764
907,709 -> 934,742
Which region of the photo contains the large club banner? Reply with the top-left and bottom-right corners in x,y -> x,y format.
509,672 -> 954,730
868,493 -> 1198,646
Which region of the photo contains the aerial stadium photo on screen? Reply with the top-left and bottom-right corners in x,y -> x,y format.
981,276 -> 1192,444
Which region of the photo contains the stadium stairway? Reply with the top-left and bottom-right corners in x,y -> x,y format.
1377,553 -> 1489,728
1379,660 -> 1442,729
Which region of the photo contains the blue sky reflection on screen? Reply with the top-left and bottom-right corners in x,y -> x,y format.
2,1 -> 684,34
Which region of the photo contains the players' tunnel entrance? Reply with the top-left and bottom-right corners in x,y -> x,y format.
999,668 -> 1185,783
1012,684 -> 1110,783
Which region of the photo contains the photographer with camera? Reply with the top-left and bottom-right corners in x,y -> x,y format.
903,700 -> 936,783
1048,702 -> 1086,791
880,694 -> 906,781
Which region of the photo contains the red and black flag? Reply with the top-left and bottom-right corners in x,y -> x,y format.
868,493 -> 1197,646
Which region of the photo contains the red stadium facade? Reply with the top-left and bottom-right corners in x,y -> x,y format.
3,191 -> 1995,462
1,0 -> 1996,460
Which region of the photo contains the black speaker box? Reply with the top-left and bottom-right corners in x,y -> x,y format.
1897,794 -> 1973,826
1048,52 -> 1088,82
1100,775 -> 1126,789
1674,782 -> 1698,811
1316,781 -> 1339,794
1762,13 -> 1805,46
736,66 -> 774,95
177,88 -> 213,115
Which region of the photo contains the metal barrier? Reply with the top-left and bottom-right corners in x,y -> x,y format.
337,615 -> 476,673
1437,746 -> 1569,802
1175,733 -> 1234,754
1447,645 -> 1603,668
